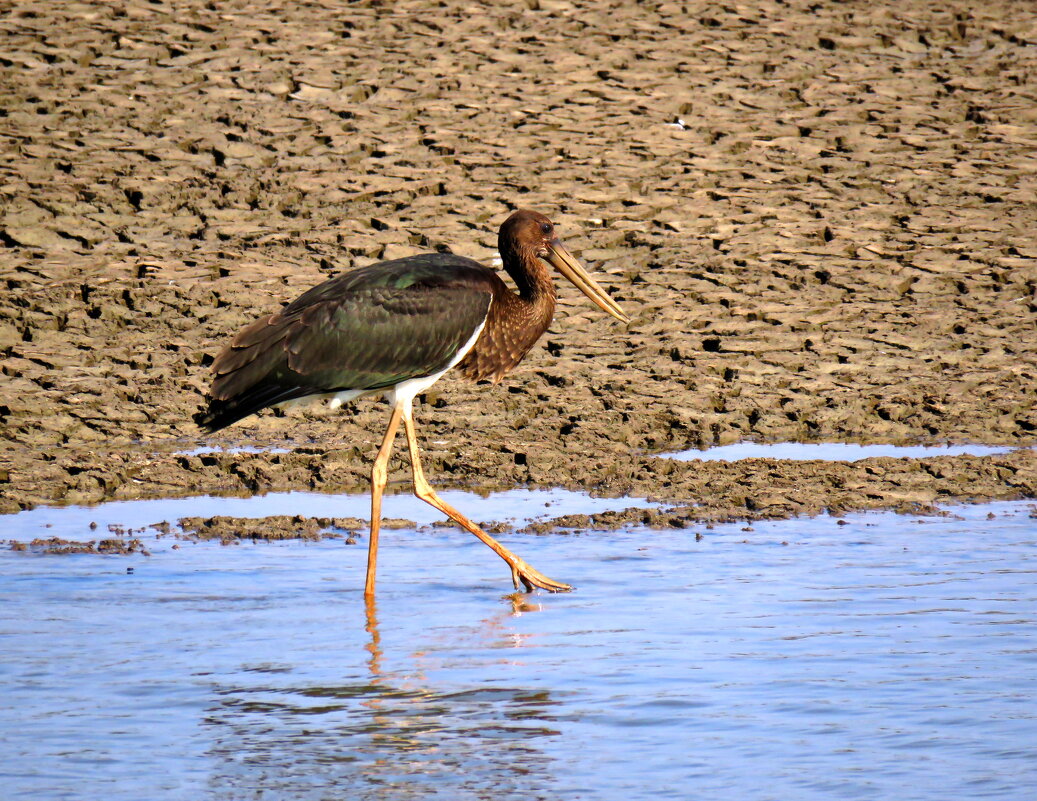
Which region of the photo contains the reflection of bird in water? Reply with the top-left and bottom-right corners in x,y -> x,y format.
198,209 -> 628,596
503,591 -> 543,617
202,594 -> 560,796
363,596 -> 383,683
363,593 -> 544,698
354,593 -> 558,791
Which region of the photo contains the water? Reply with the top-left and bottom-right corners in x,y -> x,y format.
667,441 -> 1026,462
1,487 -> 651,541
175,445 -> 293,457
2,494 -> 1036,801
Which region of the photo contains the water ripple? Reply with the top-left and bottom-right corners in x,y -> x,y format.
1,500 -> 1035,800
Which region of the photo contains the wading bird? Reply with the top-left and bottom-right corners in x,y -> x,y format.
197,209 -> 628,596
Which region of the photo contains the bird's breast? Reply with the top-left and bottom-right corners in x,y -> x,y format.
458,290 -> 555,382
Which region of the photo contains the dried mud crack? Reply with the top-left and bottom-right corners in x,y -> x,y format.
2,0 -> 1036,526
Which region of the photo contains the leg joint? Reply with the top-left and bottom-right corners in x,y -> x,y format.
413,483 -> 437,503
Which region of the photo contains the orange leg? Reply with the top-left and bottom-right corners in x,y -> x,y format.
364,404 -> 404,598
401,405 -> 572,593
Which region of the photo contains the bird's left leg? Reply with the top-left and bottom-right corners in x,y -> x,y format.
401,404 -> 572,593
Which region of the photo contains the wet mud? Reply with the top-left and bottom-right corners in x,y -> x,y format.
6,536 -> 148,555
2,1 -> 1036,524
176,513 -> 406,542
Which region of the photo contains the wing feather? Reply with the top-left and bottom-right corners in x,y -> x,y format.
197,255 -> 500,431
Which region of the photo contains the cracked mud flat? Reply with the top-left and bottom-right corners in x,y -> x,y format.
1,0 -> 1036,524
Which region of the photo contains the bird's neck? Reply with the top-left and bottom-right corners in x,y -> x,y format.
502,247 -> 556,316
458,246 -> 557,383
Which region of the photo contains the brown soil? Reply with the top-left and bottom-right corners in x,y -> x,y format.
2,0 -> 1036,527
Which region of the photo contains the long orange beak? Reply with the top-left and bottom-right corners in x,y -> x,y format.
543,239 -> 630,323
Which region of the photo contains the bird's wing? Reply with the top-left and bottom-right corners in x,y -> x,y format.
283,283 -> 492,386
202,256 -> 499,428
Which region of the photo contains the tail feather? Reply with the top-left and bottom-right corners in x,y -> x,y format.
195,382 -> 314,433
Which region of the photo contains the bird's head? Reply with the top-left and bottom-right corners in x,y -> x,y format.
499,209 -> 630,323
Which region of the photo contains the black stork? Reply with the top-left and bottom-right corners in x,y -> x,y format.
196,209 -> 629,596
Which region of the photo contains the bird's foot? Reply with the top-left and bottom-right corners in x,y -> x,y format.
509,558 -> 573,593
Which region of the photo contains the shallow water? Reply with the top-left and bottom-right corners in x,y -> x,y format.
1,487 -> 648,543
668,441 -> 1026,462
175,445 -> 293,457
2,495 -> 1036,801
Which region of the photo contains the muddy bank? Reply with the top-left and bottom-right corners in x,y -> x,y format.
2,0 -> 1036,522
174,513 -> 418,542
6,536 -> 148,555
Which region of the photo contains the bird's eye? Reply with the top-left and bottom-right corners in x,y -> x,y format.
540,222 -> 552,235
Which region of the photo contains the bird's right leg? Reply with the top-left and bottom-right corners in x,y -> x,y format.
401,405 -> 572,593
365,404 -> 404,598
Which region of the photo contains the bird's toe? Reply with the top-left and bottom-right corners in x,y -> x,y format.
510,558 -> 573,594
